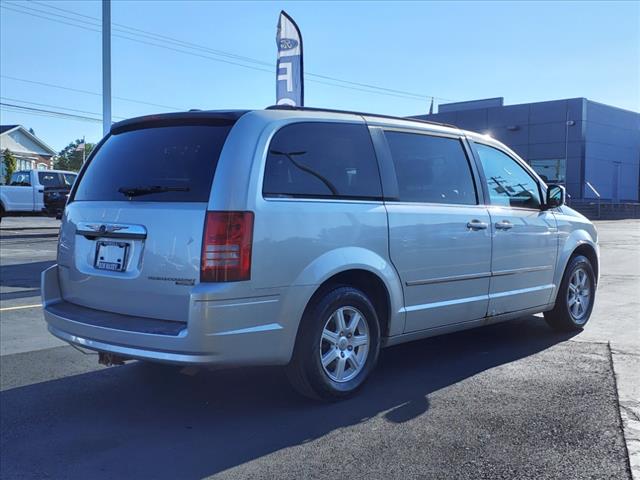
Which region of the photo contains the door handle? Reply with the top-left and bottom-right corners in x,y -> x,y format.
467,219 -> 488,230
495,220 -> 513,230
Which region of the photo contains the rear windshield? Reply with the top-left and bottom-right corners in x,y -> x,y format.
73,124 -> 233,202
38,172 -> 65,187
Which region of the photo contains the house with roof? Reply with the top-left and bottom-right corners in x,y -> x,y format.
1,125 -> 56,183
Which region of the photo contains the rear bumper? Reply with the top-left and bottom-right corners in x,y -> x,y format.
47,324 -> 219,365
41,264 -> 305,366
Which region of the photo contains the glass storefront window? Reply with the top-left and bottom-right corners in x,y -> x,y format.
529,158 -> 566,183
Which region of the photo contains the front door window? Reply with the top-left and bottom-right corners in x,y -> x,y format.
475,144 -> 541,209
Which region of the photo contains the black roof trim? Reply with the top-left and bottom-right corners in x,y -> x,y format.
110,110 -> 249,134
0,125 -> 19,134
265,105 -> 457,129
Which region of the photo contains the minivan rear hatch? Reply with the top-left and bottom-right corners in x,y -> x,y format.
57,111 -> 245,322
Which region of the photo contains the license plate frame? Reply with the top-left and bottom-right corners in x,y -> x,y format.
94,240 -> 129,272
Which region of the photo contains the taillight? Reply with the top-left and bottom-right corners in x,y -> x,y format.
201,211 -> 254,282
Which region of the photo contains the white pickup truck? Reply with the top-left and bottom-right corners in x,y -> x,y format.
0,169 -> 77,222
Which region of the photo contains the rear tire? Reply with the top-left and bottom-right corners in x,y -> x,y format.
286,286 -> 381,401
544,255 -> 596,332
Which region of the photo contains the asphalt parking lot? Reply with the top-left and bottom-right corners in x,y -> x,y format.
1,217 -> 638,479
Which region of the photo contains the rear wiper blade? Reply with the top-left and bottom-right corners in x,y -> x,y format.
117,185 -> 190,198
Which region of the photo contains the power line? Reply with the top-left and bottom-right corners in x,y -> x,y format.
28,0 -> 455,101
1,105 -> 96,123
6,0 -> 272,76
1,75 -> 185,111
0,96 -> 125,120
4,1 -> 456,103
0,4 -> 273,77
30,0 -> 276,68
2,2 -> 434,102
0,102 -> 102,123
1,4 -> 101,34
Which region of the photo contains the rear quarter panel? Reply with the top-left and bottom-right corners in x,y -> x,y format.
207,111 -> 405,361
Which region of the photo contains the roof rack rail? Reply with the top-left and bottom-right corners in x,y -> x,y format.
265,105 -> 457,129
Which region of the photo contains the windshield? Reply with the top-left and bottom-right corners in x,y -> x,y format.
73,124 -> 233,202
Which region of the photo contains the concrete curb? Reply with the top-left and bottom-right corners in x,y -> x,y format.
611,347 -> 640,480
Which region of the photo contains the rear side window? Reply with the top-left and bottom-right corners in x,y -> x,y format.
73,125 -> 233,202
9,171 -> 30,186
38,172 -> 64,187
263,122 -> 382,199
384,131 -> 477,205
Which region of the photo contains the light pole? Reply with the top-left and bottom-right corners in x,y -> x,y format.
564,119 -> 575,159
102,0 -> 111,136
564,102 -> 575,203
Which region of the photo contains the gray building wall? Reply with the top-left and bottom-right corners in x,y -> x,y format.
583,101 -> 640,202
413,98 -> 640,202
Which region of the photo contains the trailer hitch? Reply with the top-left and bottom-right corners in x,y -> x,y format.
98,352 -> 128,366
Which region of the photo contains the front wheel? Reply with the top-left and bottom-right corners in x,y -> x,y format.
286,286 -> 381,401
544,255 -> 596,332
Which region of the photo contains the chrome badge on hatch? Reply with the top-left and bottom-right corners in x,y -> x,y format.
85,224 -> 128,234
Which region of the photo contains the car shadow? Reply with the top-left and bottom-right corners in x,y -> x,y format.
0,288 -> 42,301
0,315 -> 575,479
0,233 -> 58,240
0,260 -> 54,289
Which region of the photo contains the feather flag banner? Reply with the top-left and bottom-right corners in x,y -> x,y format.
276,11 -> 304,106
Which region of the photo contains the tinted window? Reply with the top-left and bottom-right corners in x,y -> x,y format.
475,143 -> 541,209
263,122 -> 382,199
74,125 -> 233,202
385,131 -> 477,205
10,171 -> 30,186
38,172 -> 64,187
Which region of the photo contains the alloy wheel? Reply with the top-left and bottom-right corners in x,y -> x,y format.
319,306 -> 370,382
567,267 -> 592,323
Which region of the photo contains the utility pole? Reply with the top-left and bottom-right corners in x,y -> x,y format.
102,0 -> 111,136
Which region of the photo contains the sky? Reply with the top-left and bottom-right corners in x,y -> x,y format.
1,0 -> 639,152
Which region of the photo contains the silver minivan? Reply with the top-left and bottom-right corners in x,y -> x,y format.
42,107 -> 599,400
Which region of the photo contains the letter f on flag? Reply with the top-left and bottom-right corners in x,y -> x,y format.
278,62 -> 293,92
276,11 -> 304,107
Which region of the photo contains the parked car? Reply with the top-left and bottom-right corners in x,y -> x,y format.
41,107 -> 599,400
0,169 -> 77,221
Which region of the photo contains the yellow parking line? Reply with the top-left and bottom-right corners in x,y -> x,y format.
0,304 -> 42,312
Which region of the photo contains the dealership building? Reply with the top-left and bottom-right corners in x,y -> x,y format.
413,97 -> 640,203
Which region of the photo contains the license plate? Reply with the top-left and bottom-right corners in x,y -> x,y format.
95,241 -> 129,272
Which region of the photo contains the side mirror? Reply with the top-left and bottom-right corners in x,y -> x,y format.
545,184 -> 565,209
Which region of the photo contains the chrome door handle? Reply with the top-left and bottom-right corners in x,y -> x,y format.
495,220 -> 513,230
467,219 -> 488,230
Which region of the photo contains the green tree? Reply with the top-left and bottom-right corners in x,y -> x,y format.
3,149 -> 17,184
55,139 -> 95,171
